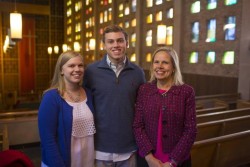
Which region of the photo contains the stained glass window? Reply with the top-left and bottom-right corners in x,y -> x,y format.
104,10 -> 108,22
130,53 -> 136,62
75,1 -> 82,12
119,4 -> 123,17
132,0 -> 136,12
100,12 -> 103,23
67,8 -> 72,17
146,53 -> 152,62
191,1 -> 200,13
156,11 -> 162,21
166,26 -> 173,45
206,51 -> 216,64
75,22 -> 81,32
108,8 -> 112,21
100,40 -> 104,50
156,0 -> 163,5
189,52 -> 199,63
192,22 -> 199,43
147,14 -> 153,23
167,8 -> 173,18
207,0 -> 217,10
206,19 -> 216,42
125,21 -> 129,28
225,0 -> 237,6
146,30 -> 152,46
131,19 -> 136,27
131,33 -> 136,47
147,0 -> 153,7
124,3 -> 130,15
222,51 -> 234,64
224,16 -> 236,40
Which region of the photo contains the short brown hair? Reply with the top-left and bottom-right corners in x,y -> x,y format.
102,25 -> 128,43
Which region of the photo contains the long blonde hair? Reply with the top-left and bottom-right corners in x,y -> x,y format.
149,46 -> 184,86
45,51 -> 83,96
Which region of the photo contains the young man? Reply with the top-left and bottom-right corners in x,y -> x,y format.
84,25 -> 145,167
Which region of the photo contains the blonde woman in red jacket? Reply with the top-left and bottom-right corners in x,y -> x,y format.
133,47 -> 197,167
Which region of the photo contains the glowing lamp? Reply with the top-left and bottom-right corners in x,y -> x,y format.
54,45 -> 59,54
47,47 -> 52,55
10,12 -> 22,41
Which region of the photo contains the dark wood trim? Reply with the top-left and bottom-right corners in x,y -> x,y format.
0,2 -> 50,15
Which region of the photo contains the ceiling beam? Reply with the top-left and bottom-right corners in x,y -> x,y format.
0,2 -> 50,15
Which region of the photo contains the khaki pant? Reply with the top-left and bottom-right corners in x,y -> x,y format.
95,153 -> 137,167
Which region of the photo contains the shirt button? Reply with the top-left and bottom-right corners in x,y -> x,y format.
163,134 -> 168,138
162,120 -> 167,125
162,105 -> 166,110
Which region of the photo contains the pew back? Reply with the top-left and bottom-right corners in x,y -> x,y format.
237,99 -> 250,108
196,115 -> 250,141
0,117 -> 39,146
0,125 -> 9,151
0,110 -> 38,120
196,106 -> 227,115
192,130 -> 250,167
195,93 -> 240,109
196,107 -> 250,123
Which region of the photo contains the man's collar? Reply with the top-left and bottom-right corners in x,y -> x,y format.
106,54 -> 126,67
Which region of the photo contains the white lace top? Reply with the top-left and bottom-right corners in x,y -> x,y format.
67,99 -> 96,137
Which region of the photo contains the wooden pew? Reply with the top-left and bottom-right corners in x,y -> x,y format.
0,110 -> 39,146
196,99 -> 228,108
195,93 -> 240,101
195,104 -> 203,110
196,107 -> 250,123
0,125 -> 9,151
196,106 -> 227,115
195,99 -> 229,115
236,99 -> 250,108
0,117 -> 39,146
196,115 -> 250,141
0,110 -> 38,119
191,130 -> 250,167
195,93 -> 240,109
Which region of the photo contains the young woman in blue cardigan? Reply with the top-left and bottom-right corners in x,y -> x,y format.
38,51 -> 96,167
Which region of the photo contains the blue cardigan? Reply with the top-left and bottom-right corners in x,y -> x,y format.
38,88 -> 94,167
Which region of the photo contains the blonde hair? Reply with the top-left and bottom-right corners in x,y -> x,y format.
149,46 -> 184,86
45,51 -> 83,96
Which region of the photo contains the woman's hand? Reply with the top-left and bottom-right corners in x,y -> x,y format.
145,153 -> 163,167
162,162 -> 175,167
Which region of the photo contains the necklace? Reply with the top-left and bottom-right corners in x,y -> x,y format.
66,90 -> 81,102
161,90 -> 168,96
157,82 -> 172,91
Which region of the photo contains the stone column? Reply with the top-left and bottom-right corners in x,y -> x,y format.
238,0 -> 250,100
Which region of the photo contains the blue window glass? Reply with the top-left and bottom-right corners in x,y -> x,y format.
206,19 -> 216,42
225,0 -> 237,6
224,16 -> 236,40
206,51 -> 216,64
207,0 -> 217,10
192,22 -> 199,43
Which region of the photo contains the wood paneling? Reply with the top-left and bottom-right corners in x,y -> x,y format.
0,2 -> 50,15
183,73 -> 238,96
